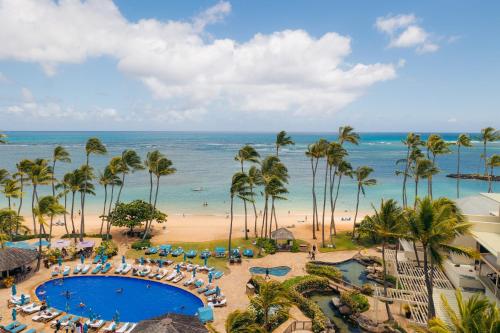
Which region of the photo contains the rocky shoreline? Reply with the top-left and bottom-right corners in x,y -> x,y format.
446,173 -> 500,181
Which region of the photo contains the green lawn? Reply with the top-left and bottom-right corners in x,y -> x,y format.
125,238 -> 261,273
318,232 -> 374,252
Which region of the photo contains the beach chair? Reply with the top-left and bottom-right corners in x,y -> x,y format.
51,266 -> 60,277
173,272 -> 185,283
50,314 -> 70,327
171,247 -> 184,257
92,263 -> 103,274
183,276 -> 196,286
81,264 -> 91,274
103,322 -> 117,332
214,271 -> 224,279
62,265 -> 71,276
139,266 -> 151,277
3,321 -> 20,331
115,322 -> 130,333
200,249 -> 211,259
92,255 -> 101,264
243,249 -> 254,257
204,288 -> 217,296
101,262 -> 112,273
165,271 -> 177,281
125,323 -> 137,333
186,249 -> 197,258
73,264 -> 83,274
156,268 -> 167,280
121,264 -> 132,275
214,247 -> 226,258
9,323 -> 27,333
194,279 -> 204,288
20,302 -> 42,314
87,319 -> 105,329
159,245 -> 172,256
145,247 -> 158,255
148,267 -> 159,278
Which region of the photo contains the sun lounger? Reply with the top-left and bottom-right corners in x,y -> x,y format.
194,279 -> 204,288
86,319 -> 105,329
65,316 -> 80,326
186,249 -> 197,258
73,264 -> 83,274
92,255 -> 101,264
3,321 -> 21,331
156,269 -> 167,280
10,295 -> 31,306
145,247 -> 158,255
50,314 -> 70,327
115,263 -> 125,274
214,247 -> 226,258
139,266 -> 151,277
172,272 -> 185,283
171,247 -> 184,257
186,264 -> 199,272
209,298 -> 227,307
197,306 -> 214,323
101,262 -> 112,273
197,283 -> 213,294
19,302 -> 42,314
51,267 -> 60,277
92,263 -> 103,274
81,264 -> 91,274
183,276 -> 195,286
124,323 -> 136,333
121,264 -> 132,274
33,308 -> 60,322
200,249 -> 211,259
214,271 -> 224,279
204,288 -> 217,296
159,245 -> 172,256
243,249 -> 254,257
9,323 -> 27,333
148,267 -> 159,278
62,265 -> 71,276
103,321 -> 117,332
165,271 -> 177,281
115,322 -> 130,333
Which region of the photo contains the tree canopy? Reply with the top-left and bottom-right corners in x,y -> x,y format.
109,200 -> 167,232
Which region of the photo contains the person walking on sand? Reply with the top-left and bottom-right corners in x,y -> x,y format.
265,267 -> 270,280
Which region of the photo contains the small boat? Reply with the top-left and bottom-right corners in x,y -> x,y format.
191,187 -> 204,192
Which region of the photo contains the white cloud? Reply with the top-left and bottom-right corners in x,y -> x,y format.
0,0 -> 398,118
376,14 -> 439,54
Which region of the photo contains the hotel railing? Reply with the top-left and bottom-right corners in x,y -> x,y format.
478,275 -> 500,301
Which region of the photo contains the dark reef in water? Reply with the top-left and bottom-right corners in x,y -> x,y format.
446,173 -> 500,181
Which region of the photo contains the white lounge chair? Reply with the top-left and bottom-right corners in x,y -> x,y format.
87,319 -> 105,329
121,264 -> 132,275
148,267 -> 159,278
115,263 -> 125,274
125,323 -> 137,333
81,264 -> 91,274
115,322 -> 130,333
173,273 -> 185,283
19,303 -> 42,314
166,271 -> 177,281
103,321 -> 117,332
183,276 -> 195,286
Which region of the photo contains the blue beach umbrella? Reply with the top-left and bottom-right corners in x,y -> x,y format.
122,255 -> 126,264
83,322 -> 89,333
204,256 -> 208,267
215,286 -> 220,297
176,264 -> 180,273
140,257 -> 144,265
183,252 -> 187,261
12,308 -> 17,321
80,254 -> 85,264
192,269 -> 196,278
158,260 -> 163,268
58,256 -> 63,266
20,294 -> 26,305
113,310 -> 120,324
208,272 -> 213,284
11,284 -> 16,296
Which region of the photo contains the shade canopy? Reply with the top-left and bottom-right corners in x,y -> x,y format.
77,241 -> 95,249
0,248 -> 37,272
131,313 -> 208,333
51,239 -> 70,249
271,227 -> 295,241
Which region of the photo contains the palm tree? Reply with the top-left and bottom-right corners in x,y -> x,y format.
247,165 -> 263,237
267,177 -> 288,237
326,142 -> 347,240
399,133 -> 423,207
455,134 -> 472,198
425,290 -> 500,333
412,158 -> 438,208
229,172 -> 252,256
142,157 -> 176,239
98,166 -> 117,235
225,310 -> 266,333
352,166 -> 376,237
275,130 -> 294,156
144,150 -> 164,207
2,178 -> 21,210
305,142 -> 323,239
487,154 -> 500,193
0,168 -> 8,184
34,196 -> 65,270
49,146 -> 71,239
0,208 -> 26,240
332,161 -> 353,237
250,280 -> 290,331
426,134 -> 450,198
27,159 -> 53,235
0,132 -> 7,144
115,149 -> 144,205
14,159 -> 32,222
81,138 -> 107,239
478,127 -> 499,176
235,145 -> 260,240
411,197 -> 475,319
360,199 -> 403,320
338,125 -> 360,146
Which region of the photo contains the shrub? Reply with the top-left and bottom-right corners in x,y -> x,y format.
2,276 -> 15,288
256,238 -> 277,254
385,274 -> 397,286
12,234 -> 48,241
44,248 -> 63,264
131,239 -> 151,250
94,240 -> 118,257
360,283 -> 374,296
305,262 -> 342,281
290,240 -> 300,253
340,290 -> 369,314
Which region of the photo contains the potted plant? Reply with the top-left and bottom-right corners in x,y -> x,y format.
403,304 -> 411,318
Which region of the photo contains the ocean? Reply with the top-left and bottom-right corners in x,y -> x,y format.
0,131 -> 498,216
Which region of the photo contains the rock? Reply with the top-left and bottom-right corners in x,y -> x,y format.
331,296 -> 342,307
339,305 -> 352,315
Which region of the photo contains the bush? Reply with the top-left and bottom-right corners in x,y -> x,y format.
360,283 -> 374,296
131,239 -> 151,250
256,238 -> 277,254
2,276 -> 15,288
44,248 -> 64,264
340,290 -> 369,314
305,262 -> 342,281
94,240 -> 118,257
290,240 -> 300,253
385,274 -> 397,286
12,234 -> 48,241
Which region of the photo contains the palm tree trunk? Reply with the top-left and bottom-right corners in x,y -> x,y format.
456,145 -> 461,198
70,192 -> 76,234
310,158 -> 317,240
31,186 -> 37,235
423,246 -> 435,319
251,186 -> 258,238
143,175 -> 161,240
116,173 -> 126,205
414,178 -> 419,209
402,146 -> 411,207
488,164 -> 494,193
243,199 -> 248,240
329,166 -> 336,238
321,159 -> 328,247
352,185 -> 361,237
382,241 -> 393,321
332,173 -> 342,234
7,197 -> 11,210
16,178 -> 24,234
36,227 -> 42,271
63,191 -> 69,235
105,184 -> 115,239
81,155 -> 89,242
484,141 -> 488,176
49,160 -> 56,243
100,185 -> 108,235
228,196 -> 234,258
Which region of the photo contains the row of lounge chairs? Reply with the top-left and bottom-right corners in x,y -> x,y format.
143,245 -> 254,258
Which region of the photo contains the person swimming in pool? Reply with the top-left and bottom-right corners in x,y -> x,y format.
146,284 -> 151,288
79,302 -> 85,308
116,288 -> 123,293
65,290 -> 71,299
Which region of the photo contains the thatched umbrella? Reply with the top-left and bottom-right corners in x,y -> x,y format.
131,313 -> 208,333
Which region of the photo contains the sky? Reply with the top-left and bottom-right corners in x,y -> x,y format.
0,0 -> 498,132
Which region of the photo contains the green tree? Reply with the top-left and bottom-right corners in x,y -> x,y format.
0,169 -> 9,184
235,145 -> 260,240
14,159 -> 32,224
478,127 -> 499,176
326,142 -> 347,241
250,280 -> 290,331
49,146 -> 71,239
115,149 -> 144,205
426,134 -> 451,198
455,134 -> 472,198
109,200 -> 166,234
248,165 -> 263,238
352,166 -> 376,237
27,159 -> 53,235
229,172 -> 252,255
98,166 -> 120,235
305,142 -> 324,240
412,158 -> 438,208
0,208 -> 26,239
2,178 -> 21,210
275,130 -> 294,156
225,310 -> 266,333
331,160 -> 353,237
398,133 -> 423,207
359,199 -> 403,321
487,154 -> 500,193
34,196 -> 65,270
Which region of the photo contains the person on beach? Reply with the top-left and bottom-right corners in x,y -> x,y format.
265,267 -> 270,280
55,320 -> 61,332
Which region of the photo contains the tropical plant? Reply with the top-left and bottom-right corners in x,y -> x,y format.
0,132 -> 7,144
34,196 -> 65,270
426,134 -> 451,198
114,149 -> 144,205
331,160 -> 352,236
14,159 -> 32,224
49,146 -> 71,239
109,200 -> 166,234
81,138 -> 107,239
250,280 -> 291,331
478,127 -> 499,176
0,208 -> 26,239
0,168 -> 8,184
398,133 -> 423,207
412,158 -> 438,208
228,172 -> 252,255
305,142 -> 324,240
98,166 -> 121,235
487,154 -> 500,193
410,197 -> 475,319
248,165 -> 263,237
359,199 -> 404,320
326,142 -> 347,241
455,134 -> 472,198
1,178 -> 21,210
235,145 -> 260,240
275,130 -> 294,156
225,310 -> 266,333
26,159 -> 53,235
338,125 -> 360,146
352,166 -> 376,237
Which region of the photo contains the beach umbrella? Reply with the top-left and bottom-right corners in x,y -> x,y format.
12,308 -> 17,321
204,256 -> 208,267
158,260 -> 163,268
215,286 -> 220,297
113,310 -> 120,324
11,284 -> 17,296
80,254 -> 85,264
65,302 -> 70,313
83,322 -> 89,333
176,264 -> 180,273
20,294 -> 26,305
45,296 -> 50,307
192,269 -> 196,278
208,272 -> 213,284
121,255 -> 125,264
140,257 -> 144,265
183,252 -> 187,261
58,256 -> 63,266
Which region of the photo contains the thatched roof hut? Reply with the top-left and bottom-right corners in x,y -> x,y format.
271,227 -> 295,241
131,313 -> 208,333
0,247 -> 37,272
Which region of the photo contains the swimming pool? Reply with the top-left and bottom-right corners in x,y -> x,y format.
249,266 -> 291,276
35,276 -> 203,322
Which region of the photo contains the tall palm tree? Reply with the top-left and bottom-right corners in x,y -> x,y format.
0,208 -> 26,240
332,160 -> 353,237
0,169 -> 8,184
411,197 -> 475,319
34,196 -> 65,270
487,154 -> 500,193
314,139 -> 332,245
235,145 -> 260,240
27,159 -> 53,235
2,178 -> 21,210
326,142 -> 347,240
399,133 -> 423,207
14,159 -> 32,222
229,172 -> 252,256
478,127 -> 499,176
247,165 -> 263,237
142,157 -> 176,239
55,177 -> 70,235
338,125 -> 360,146
115,149 -> 144,205
250,280 -> 290,331
412,158 -> 438,208
455,134 -> 472,198
144,150 -> 165,207
98,166 -> 117,235
360,199 -> 403,321
49,146 -> 71,239
352,166 -> 376,237
305,142 -> 323,239
81,138 -> 107,239
225,310 -> 266,333
275,130 -> 294,156
426,134 -> 450,198
267,177 -> 288,237
424,290 -> 500,333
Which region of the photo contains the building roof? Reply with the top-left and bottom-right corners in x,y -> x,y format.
270,227 -> 294,240
472,231 -> 500,256
0,247 -> 37,272
131,313 -> 208,333
456,195 -> 499,216
481,192 -> 500,204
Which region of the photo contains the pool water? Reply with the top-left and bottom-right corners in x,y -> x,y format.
36,276 -> 203,322
334,260 -> 370,287
249,266 -> 291,276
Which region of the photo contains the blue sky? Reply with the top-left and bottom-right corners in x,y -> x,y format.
0,0 -> 498,132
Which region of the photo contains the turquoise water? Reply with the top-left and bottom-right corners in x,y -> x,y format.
309,292 -> 364,332
249,266 -> 291,276
334,260 -> 371,287
36,276 -> 203,322
0,131 -> 497,215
